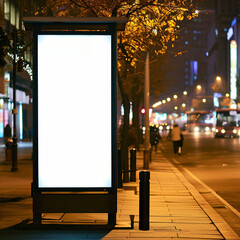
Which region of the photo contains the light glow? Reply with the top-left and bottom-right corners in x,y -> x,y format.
230,40 -> 237,100
152,101 -> 162,108
194,127 -> 200,132
19,103 -> 23,140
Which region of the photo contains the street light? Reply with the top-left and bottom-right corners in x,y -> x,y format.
167,97 -> 171,102
197,85 -> 202,90
202,98 -> 206,103
182,103 -> 186,108
173,94 -> 178,99
152,101 -> 162,108
183,91 -> 188,95
216,76 -> 221,82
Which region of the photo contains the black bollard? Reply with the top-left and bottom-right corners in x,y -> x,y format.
130,148 -> 136,182
139,171 -> 150,230
117,149 -> 123,188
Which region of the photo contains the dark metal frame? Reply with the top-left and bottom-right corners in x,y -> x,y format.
23,17 -> 126,226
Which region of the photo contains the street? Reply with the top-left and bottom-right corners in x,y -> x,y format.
159,130 -> 240,234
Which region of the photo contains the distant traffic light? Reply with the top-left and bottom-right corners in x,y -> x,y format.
140,108 -> 146,114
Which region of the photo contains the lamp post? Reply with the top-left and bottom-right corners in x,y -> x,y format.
216,76 -> 221,82
11,29 -> 18,172
144,51 -> 150,169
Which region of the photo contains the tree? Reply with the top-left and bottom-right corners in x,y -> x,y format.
0,26 -> 9,94
0,27 -> 9,67
34,0 -> 198,181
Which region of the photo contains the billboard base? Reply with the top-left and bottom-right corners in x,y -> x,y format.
33,191 -> 117,226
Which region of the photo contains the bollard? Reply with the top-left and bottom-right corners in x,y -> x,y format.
117,149 -> 123,188
139,171 -> 150,230
130,148 -> 136,182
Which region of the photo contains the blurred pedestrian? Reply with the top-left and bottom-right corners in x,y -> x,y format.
171,123 -> 182,155
179,132 -> 184,154
150,126 -> 161,152
4,124 -> 11,145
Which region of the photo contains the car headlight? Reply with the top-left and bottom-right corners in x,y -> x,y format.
205,127 -> 210,132
215,129 -> 219,133
233,129 -> 237,134
221,129 -> 225,134
166,126 -> 170,130
160,126 -> 163,130
194,127 -> 200,132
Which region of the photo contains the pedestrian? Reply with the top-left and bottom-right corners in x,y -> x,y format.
4,124 -> 11,145
179,132 -> 184,154
171,123 -> 183,155
150,126 -> 161,152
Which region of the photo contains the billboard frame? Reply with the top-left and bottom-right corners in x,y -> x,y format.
24,17 -> 126,227
36,31 -> 114,192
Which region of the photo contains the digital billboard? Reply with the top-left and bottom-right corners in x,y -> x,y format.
37,34 -> 112,189
230,40 -> 237,102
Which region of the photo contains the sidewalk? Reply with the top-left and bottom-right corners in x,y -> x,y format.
0,142 -> 239,239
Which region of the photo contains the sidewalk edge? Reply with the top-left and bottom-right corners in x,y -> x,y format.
169,158 -> 240,240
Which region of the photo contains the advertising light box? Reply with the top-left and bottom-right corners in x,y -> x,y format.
37,34 -> 112,189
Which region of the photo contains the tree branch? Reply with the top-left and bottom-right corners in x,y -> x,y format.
69,0 -> 98,17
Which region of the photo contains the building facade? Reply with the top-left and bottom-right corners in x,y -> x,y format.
206,0 -> 240,109
0,0 -> 44,142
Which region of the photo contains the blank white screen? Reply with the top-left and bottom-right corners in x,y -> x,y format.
38,34 -> 112,188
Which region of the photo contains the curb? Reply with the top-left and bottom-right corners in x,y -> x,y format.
171,157 -> 240,240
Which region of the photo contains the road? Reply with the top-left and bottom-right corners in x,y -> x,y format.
159,130 -> 240,234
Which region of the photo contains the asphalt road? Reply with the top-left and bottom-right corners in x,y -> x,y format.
160,131 -> 240,211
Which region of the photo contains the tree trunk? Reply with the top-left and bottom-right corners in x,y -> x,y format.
132,93 -> 141,149
117,72 -> 130,183
121,99 -> 130,182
